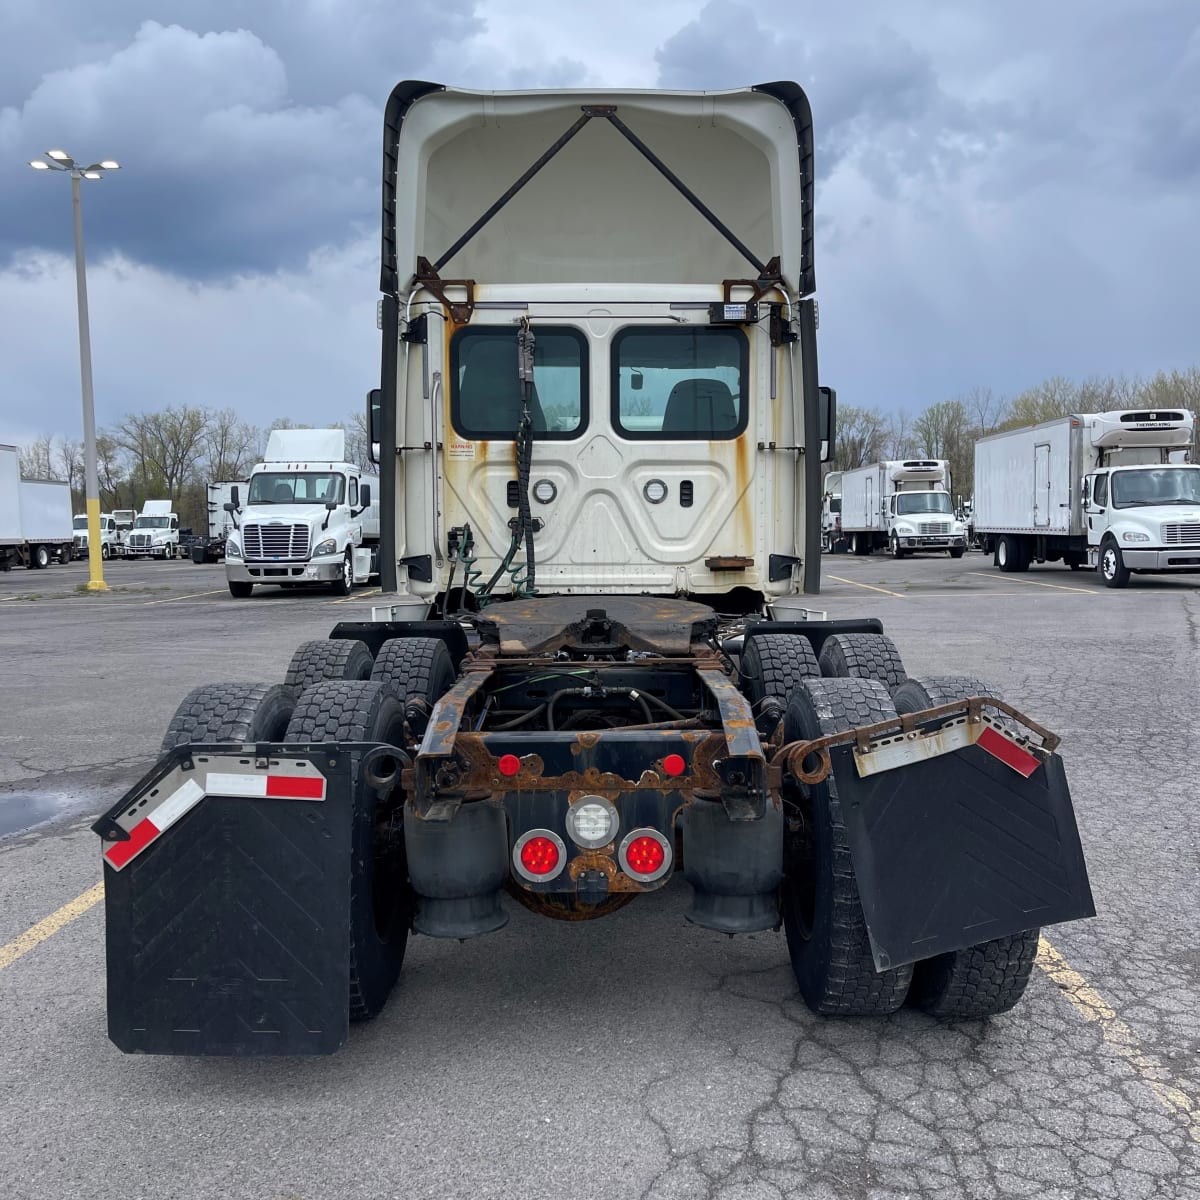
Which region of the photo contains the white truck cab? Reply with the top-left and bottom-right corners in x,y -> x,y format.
73,512 -> 120,560
125,501 -> 179,559
224,428 -> 379,598
841,459 -> 968,558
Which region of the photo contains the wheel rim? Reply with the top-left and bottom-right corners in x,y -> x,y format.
1103,548 -> 1116,579
998,540 -> 1008,566
343,555 -> 353,589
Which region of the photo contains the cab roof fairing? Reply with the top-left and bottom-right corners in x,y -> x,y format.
379,81 -> 815,301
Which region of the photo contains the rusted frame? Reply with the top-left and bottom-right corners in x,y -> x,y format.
768,696 -> 1060,787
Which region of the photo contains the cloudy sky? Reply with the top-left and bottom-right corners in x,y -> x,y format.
1,1 -> 1197,448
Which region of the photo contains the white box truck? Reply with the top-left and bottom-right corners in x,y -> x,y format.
224,429 -> 379,597
0,445 -> 74,570
840,459 -> 967,558
124,500 -> 180,559
975,408 -> 1200,587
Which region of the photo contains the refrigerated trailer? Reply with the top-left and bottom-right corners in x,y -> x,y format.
0,445 -> 73,570
975,409 -> 1200,587
92,81 -> 1093,1056
841,459 -> 968,557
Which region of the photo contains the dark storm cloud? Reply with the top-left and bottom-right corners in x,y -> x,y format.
0,3 -> 483,278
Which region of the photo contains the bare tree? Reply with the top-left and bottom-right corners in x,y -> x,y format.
115,406 -> 208,503
882,409 -> 917,460
202,408 -> 261,481
18,435 -> 58,479
832,405 -> 888,471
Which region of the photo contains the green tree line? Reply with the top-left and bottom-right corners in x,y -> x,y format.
16,407 -> 371,535
828,367 -> 1200,499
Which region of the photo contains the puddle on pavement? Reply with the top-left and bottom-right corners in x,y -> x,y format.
0,792 -> 81,838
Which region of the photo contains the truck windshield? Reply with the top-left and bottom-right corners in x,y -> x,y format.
247,473 -> 346,504
73,516 -> 88,530
1111,468 -> 1200,508
134,516 -> 171,529
895,493 -> 953,515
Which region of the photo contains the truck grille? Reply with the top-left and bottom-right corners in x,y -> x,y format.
128,533 -> 151,548
918,521 -> 951,535
244,522 -> 310,559
1162,523 -> 1200,545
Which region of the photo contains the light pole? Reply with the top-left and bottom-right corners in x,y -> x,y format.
29,149 -> 120,591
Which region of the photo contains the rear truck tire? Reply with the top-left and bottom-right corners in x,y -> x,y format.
739,633 -> 820,710
285,681 -> 411,1021
995,534 -> 1027,573
1099,538 -> 1130,588
949,547 -> 965,559
331,550 -> 354,597
228,579 -> 253,598
852,533 -> 870,556
161,682 -> 297,752
907,929 -> 1040,1019
285,638 -> 375,692
371,637 -> 456,714
782,677 -> 914,1014
890,533 -> 906,559
818,632 -> 907,691
31,544 -> 50,570
891,675 -> 1039,1015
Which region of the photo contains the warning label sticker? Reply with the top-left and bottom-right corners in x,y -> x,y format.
447,440 -> 476,460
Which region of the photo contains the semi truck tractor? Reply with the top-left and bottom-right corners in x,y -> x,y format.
93,81 -> 1093,1056
223,429 -> 379,597
124,500 -> 180,559
841,459 -> 968,557
73,512 -> 121,561
0,445 -> 73,569
975,408 -> 1200,587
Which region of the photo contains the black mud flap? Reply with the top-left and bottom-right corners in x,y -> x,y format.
93,746 -> 357,1056
829,742 -> 1095,972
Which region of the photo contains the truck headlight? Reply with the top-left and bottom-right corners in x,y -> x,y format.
226,536 -> 241,558
314,538 -> 338,556
1121,531 -> 1150,542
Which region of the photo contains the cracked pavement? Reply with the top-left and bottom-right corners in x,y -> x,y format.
0,553 -> 1198,1199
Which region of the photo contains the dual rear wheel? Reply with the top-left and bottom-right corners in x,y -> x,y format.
750,631 -> 1039,1019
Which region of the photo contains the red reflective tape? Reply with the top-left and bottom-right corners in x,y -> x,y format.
103,817 -> 160,869
265,774 -> 325,799
977,726 -> 1041,778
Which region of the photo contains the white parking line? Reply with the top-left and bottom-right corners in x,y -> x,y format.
142,589 -> 229,606
826,575 -> 906,599
968,571 -> 1093,595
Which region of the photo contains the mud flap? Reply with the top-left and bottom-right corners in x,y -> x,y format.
829,742 -> 1095,972
94,746 -> 356,1056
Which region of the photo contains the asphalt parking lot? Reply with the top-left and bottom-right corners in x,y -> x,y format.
1,550 -> 1198,1199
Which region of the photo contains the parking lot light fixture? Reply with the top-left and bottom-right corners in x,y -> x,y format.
28,149 -> 120,591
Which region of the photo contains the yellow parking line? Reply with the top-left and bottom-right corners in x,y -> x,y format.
826,575 -> 906,599
331,587 -> 382,605
0,882 -> 104,973
143,589 -> 228,606
1037,938 -> 1200,1145
968,571 -> 1092,595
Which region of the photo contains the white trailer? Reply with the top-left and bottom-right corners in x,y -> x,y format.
124,500 -> 180,559
224,429 -> 379,597
975,408 -> 1200,586
840,459 -> 967,558
190,481 -> 249,563
0,446 -> 74,570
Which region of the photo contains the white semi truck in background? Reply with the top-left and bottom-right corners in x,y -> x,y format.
73,512 -> 121,560
0,445 -> 74,570
191,480 -> 248,563
975,408 -> 1200,587
820,469 -> 843,552
840,459 -> 967,558
224,428 -> 379,597
124,500 -> 180,559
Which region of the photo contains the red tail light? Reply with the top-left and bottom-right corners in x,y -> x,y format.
512,829 -> 566,882
618,828 -> 673,882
